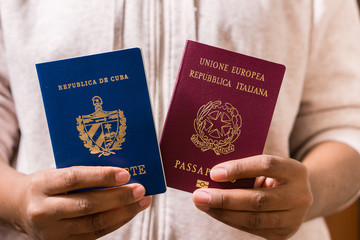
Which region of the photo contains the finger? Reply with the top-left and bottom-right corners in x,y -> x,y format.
210,155 -> 304,182
45,184 -> 146,218
65,196 -> 152,235
206,208 -> 292,229
204,209 -> 296,240
67,220 -> 131,240
193,188 -> 294,212
38,166 -> 130,195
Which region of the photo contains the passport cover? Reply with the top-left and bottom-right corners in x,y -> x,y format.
160,40 -> 285,193
36,48 -> 166,195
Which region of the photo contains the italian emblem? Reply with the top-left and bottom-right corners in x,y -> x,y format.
76,96 -> 127,157
191,100 -> 242,155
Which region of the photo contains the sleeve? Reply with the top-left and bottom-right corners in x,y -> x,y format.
0,15 -> 20,163
290,0 -> 360,160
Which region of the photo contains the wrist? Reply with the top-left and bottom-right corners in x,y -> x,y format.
10,172 -> 29,233
0,161 -> 28,231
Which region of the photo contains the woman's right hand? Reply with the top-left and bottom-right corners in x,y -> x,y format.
15,166 -> 151,240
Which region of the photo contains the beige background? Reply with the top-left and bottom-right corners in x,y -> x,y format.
324,2 -> 360,240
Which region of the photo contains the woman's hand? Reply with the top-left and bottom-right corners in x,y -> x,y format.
16,166 -> 151,240
193,155 -> 313,240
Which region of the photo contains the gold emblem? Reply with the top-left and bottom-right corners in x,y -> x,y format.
191,100 -> 241,155
76,96 -> 127,157
196,179 -> 209,188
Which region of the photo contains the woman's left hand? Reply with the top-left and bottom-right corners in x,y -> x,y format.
192,155 -> 313,240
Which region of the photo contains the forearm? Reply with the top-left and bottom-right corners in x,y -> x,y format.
0,158 -> 27,229
302,141 -> 360,220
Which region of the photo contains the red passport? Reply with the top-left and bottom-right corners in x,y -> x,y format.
160,40 -> 285,193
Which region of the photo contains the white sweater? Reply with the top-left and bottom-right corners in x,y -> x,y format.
0,0 -> 360,239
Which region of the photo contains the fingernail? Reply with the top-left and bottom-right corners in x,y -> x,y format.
193,190 -> 211,211
210,167 -> 227,180
132,185 -> 145,200
193,190 -> 211,204
115,170 -> 130,185
139,196 -> 152,209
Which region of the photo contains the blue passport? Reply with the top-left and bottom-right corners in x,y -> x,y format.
36,48 -> 166,195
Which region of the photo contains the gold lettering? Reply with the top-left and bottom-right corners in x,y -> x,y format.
138,165 -> 146,175
189,70 -> 231,88
110,74 -> 129,81
189,70 -> 195,78
225,79 -> 231,87
256,73 -> 264,81
199,57 -> 229,72
186,163 -> 192,172
231,66 -> 265,82
231,66 -> 238,75
194,71 -> 200,79
99,78 -> 108,84
259,74 -> 265,81
124,164 -> 147,176
235,81 -> 268,98
219,62 -> 229,72
57,73 -> 130,91
251,71 -> 257,79
199,72 -> 205,80
179,162 -> 186,170
129,166 -> 138,176
241,69 -> 246,77
173,160 -> 211,176
175,160 -> 181,168
205,59 -> 211,66
212,76 -> 217,83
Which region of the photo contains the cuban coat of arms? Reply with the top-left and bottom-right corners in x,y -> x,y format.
76,96 -> 127,157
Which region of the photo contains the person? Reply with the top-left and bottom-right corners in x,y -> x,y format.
0,1 -> 360,239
